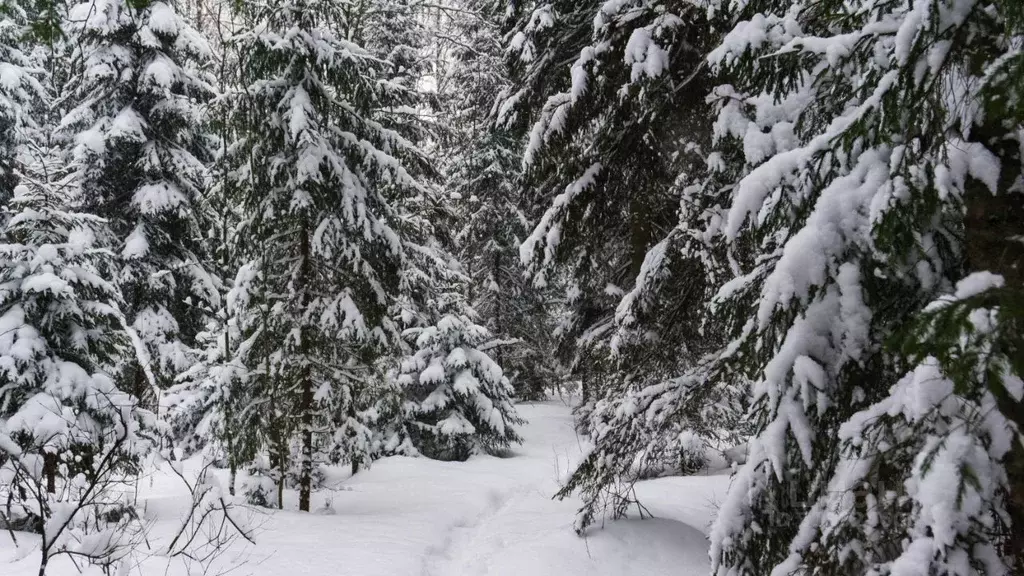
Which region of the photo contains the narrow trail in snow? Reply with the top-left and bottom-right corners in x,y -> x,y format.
1,402 -> 724,576
423,484 -> 529,576
422,403 -> 580,576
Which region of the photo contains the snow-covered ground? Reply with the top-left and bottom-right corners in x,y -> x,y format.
1,401 -> 730,576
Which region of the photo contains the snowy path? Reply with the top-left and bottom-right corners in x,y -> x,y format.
1,401 -> 729,576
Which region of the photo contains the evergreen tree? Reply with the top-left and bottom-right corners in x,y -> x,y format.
164,181 -> 249,492
0,182 -> 157,571
17,0 -> 73,234
165,303 -> 247,457
496,3 -> 601,401
498,0 -> 596,137
165,26 -> 252,493
507,0 -> 720,409
385,164 -> 525,464
59,0 -> 219,402
431,0 -> 561,401
453,143 -> 563,400
358,0 -> 425,90
705,0 -> 1024,573
225,0 -> 431,511
505,0 -> 745,532
397,293 -> 523,461
355,0 -> 432,156
0,0 -> 44,204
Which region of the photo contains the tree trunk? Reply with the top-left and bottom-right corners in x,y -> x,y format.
298,377 -> 313,512
964,150 -> 1023,571
269,392 -> 286,510
964,185 -> 1024,287
628,195 -> 653,279
277,440 -> 286,510
226,403 -> 237,497
43,452 -> 56,494
221,208 -> 234,496
297,224 -> 313,512
493,251 -> 503,369
37,548 -> 48,576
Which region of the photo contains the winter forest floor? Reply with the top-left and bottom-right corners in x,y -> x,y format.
1,401 -> 730,576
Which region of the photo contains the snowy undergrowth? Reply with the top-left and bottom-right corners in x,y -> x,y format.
0,402 -> 727,576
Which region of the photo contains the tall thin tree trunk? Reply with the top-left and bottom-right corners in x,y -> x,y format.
225,402 -> 237,497
228,456 -> 237,498
628,195 -> 652,278
43,452 -> 56,494
493,251 -> 502,369
349,402 -> 362,477
222,218 -> 236,496
219,86 -> 236,497
277,446 -> 285,510
298,377 -> 313,511
258,246 -> 286,511
298,224 -> 313,512
268,404 -> 285,509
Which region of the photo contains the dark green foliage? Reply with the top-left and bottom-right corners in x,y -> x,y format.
502,0 -> 744,531
0,0 -> 42,206
442,0 -> 564,401
705,0 -> 1024,574
509,0 -> 724,404
223,0 -> 439,509
398,303 -> 524,461
59,0 -> 219,403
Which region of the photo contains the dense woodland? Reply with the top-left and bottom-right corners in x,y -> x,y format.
0,0 -> 1023,574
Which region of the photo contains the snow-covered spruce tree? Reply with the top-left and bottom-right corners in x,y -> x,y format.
165,211 -> 250,493
349,0 -> 432,154
16,0 -> 75,230
383,190 -> 461,444
0,0 -> 44,206
453,139 -> 563,401
377,134 -> 506,463
508,0 -> 719,408
397,292 -> 522,461
0,177 -> 254,573
0,182 -> 158,574
498,4 -> 604,400
168,134 -> 262,493
706,0 -> 1024,573
226,0 -> 431,511
165,292 -> 250,484
507,0 -> 744,532
357,0 -> 425,90
437,0 -> 562,400
165,29 -> 254,494
498,0 -> 597,138
60,0 -> 219,403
